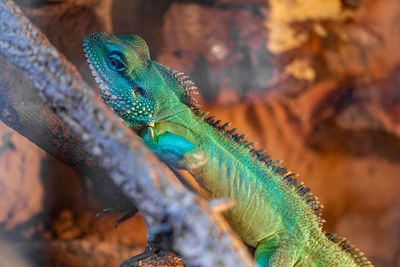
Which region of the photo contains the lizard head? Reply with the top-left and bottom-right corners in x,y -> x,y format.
83,32 -> 157,127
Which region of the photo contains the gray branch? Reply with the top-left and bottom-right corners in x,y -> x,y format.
0,0 -> 253,266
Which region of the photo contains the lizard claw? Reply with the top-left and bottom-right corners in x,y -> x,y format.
94,205 -> 138,227
114,208 -> 139,228
95,206 -> 129,218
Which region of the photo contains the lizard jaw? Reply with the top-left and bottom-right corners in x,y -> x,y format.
83,50 -> 117,100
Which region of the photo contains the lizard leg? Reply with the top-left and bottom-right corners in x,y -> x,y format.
145,131 -> 208,170
255,236 -> 297,267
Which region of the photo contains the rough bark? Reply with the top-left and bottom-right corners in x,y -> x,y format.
0,1 -> 253,266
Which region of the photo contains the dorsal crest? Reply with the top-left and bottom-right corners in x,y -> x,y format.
153,62 -> 201,108
325,233 -> 373,266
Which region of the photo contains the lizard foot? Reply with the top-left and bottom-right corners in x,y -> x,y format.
121,225 -> 182,267
120,249 -> 186,267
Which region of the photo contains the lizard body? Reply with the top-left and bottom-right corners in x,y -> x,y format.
83,32 -> 372,267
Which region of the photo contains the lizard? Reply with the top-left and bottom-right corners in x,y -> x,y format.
82,32 -> 373,267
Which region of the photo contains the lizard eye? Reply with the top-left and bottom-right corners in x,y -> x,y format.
108,54 -> 127,72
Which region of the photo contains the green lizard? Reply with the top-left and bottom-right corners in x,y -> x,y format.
83,32 -> 373,267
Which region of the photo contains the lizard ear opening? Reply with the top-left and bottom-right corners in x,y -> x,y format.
118,34 -> 150,61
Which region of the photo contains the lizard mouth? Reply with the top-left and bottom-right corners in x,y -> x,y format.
83,47 -> 116,99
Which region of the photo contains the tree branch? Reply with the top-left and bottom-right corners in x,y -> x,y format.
0,0 -> 253,266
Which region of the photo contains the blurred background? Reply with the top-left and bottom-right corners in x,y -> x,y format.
0,0 -> 399,266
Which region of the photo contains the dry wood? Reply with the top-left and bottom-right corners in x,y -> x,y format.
0,0 -> 253,266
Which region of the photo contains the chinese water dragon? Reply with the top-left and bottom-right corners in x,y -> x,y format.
83,32 -> 373,267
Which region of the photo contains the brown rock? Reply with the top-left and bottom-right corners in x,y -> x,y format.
0,123 -> 45,228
